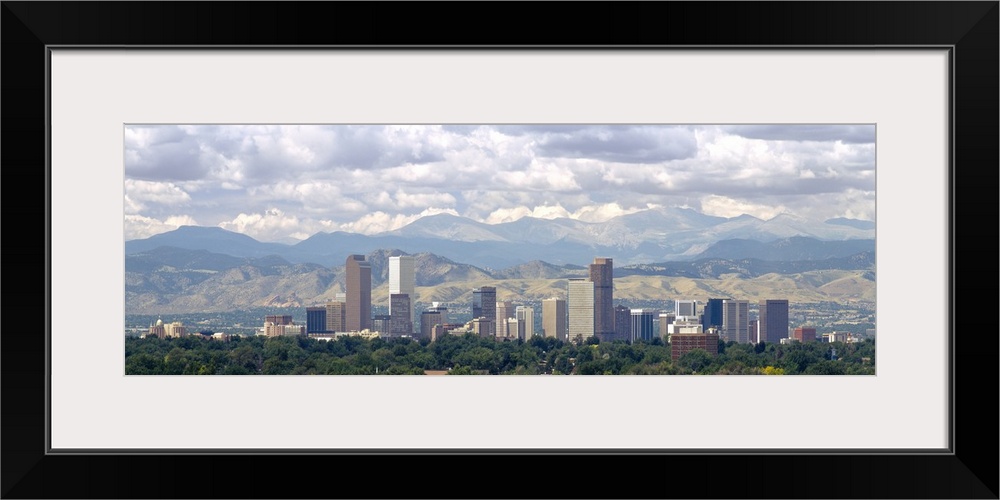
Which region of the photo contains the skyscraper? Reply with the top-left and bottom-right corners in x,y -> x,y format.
568,278 -> 595,344
759,299 -> 790,343
515,305 -> 534,340
675,299 -> 698,319
306,306 -> 327,334
326,300 -> 346,332
389,255 -> 416,328
614,305 -> 631,342
630,309 -> 656,342
658,312 -> 675,342
590,258 -> 614,340
345,254 -> 371,331
371,315 -> 391,335
501,317 -> 519,339
702,298 -> 725,331
472,286 -> 496,335
420,303 -> 447,340
722,299 -> 749,343
496,301 -> 514,326
389,293 -> 413,336
542,297 -> 567,341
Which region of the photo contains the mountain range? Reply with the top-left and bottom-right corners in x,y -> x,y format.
125,245 -> 875,314
125,207 -> 875,268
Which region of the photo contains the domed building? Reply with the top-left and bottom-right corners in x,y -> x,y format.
144,317 -> 187,338
145,318 -> 166,339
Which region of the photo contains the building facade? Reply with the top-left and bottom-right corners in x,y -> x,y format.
567,278 -> 595,344
515,306 -> 534,340
147,318 -> 166,339
496,301 -> 514,327
722,299 -> 749,343
702,298 -> 725,331
500,317 -> 520,339
306,306 -> 327,334
659,312 -> 675,342
667,316 -> 702,343
542,297 -> 567,341
472,286 -> 496,335
671,332 -> 720,362
389,293 -> 413,336
371,315 -> 391,335
345,254 -> 372,331
793,326 -> 817,342
265,315 -> 293,326
471,318 -> 494,338
389,255 -> 416,328
614,305 -> 631,342
325,300 -> 346,332
630,309 -> 656,342
589,257 -> 614,340
675,299 -> 698,318
759,299 -> 790,344
264,318 -> 303,337
420,304 -> 448,340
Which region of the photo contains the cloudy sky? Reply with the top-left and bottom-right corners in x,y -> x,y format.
124,124 -> 875,242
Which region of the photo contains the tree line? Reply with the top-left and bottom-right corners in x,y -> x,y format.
125,333 -> 875,375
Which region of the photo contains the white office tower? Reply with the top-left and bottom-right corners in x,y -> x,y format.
675,299 -> 698,319
568,278 -> 595,344
389,255 -> 416,327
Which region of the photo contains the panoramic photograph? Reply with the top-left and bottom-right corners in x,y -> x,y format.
124,124 -> 876,375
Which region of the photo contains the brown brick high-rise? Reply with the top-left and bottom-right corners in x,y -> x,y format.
590,258 -> 614,340
346,254 -> 371,331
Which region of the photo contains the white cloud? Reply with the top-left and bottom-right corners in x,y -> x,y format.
481,204 -> 576,224
124,195 -> 145,214
338,207 -> 460,235
124,179 -> 192,205
394,190 -> 457,209
380,163 -> 449,185
483,206 -> 534,224
530,204 -> 574,219
481,202 -> 650,224
125,214 -> 199,240
124,125 -> 875,237
164,215 -> 198,227
699,195 -> 787,220
218,208 -> 302,242
571,202 -> 648,222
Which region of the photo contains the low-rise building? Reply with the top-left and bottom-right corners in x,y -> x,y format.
670,332 -> 720,362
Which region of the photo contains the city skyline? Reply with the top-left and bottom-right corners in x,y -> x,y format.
124,124 -> 876,242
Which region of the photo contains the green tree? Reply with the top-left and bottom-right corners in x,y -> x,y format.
125,353 -> 163,375
804,360 -> 846,375
677,349 -> 713,373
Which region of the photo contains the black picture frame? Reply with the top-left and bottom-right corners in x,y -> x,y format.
3,2 -> 996,498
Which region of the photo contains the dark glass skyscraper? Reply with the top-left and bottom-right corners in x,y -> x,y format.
614,304 -> 631,342
389,293 -> 412,336
630,309 -> 656,342
306,306 -> 327,333
590,258 -> 614,339
472,286 -> 496,335
702,298 -> 725,331
759,299 -> 789,343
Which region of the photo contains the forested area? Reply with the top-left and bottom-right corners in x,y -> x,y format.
125,334 -> 875,375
